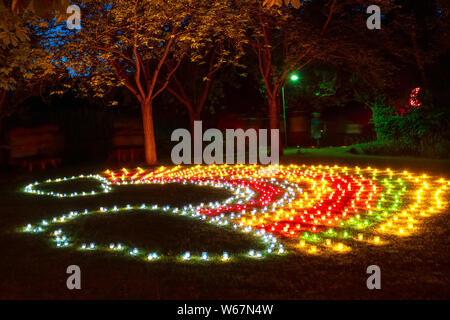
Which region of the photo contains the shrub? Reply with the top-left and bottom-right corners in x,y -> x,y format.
364,96 -> 449,158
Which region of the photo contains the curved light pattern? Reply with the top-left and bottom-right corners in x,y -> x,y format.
24,174 -> 112,197
21,164 -> 448,261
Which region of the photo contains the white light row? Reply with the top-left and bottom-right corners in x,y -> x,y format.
22,178 -> 293,262
23,174 -> 112,197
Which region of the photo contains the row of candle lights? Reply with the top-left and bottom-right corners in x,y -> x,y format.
21,164 -> 448,260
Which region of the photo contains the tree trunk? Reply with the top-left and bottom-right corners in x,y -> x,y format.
268,97 -> 279,130
141,101 -> 157,165
0,90 -> 6,166
268,96 -> 284,153
189,110 -> 201,135
0,89 -> 5,143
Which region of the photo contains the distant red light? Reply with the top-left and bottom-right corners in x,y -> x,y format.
409,87 -> 422,107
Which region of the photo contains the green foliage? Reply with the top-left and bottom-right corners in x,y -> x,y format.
0,1 -> 56,119
244,0 -> 398,130
367,96 -> 450,158
161,1 -> 249,122
45,0 -> 248,103
284,66 -> 353,112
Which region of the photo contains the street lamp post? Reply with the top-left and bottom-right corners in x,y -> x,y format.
282,86 -> 288,147
281,74 -> 299,148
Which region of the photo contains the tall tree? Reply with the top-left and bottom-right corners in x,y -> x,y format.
243,0 -> 396,140
387,0 -> 450,92
46,0 -> 242,164
0,1 -> 55,132
243,0 -> 336,135
165,2 -> 248,133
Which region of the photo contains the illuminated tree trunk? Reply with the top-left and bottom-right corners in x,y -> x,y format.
141,101 -> 157,165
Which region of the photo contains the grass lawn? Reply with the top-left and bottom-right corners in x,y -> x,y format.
0,149 -> 449,299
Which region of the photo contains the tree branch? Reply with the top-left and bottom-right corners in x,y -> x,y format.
151,56 -> 183,100
279,0 -> 337,86
133,0 -> 147,101
166,85 -> 194,113
110,59 -> 140,100
0,89 -> 6,110
146,36 -> 175,103
171,73 -> 190,102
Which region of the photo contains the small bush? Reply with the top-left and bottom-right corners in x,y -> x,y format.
362,95 -> 450,158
